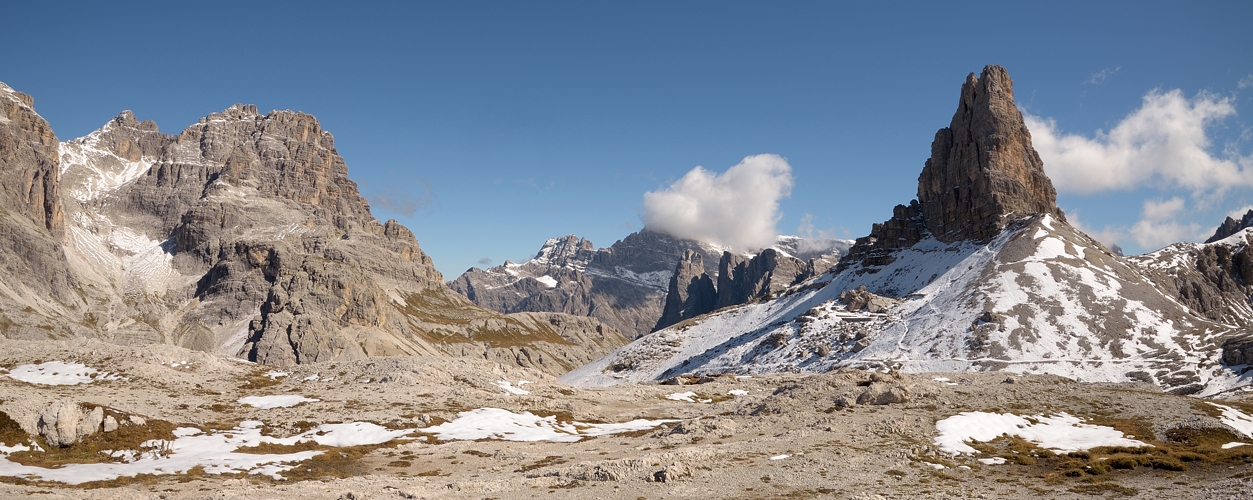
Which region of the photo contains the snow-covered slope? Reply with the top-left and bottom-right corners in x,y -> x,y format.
562,215 -> 1251,396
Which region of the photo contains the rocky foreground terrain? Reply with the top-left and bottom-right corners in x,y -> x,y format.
1,338 -> 1252,499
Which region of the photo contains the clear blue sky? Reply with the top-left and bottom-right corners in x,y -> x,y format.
3,1 -> 1251,277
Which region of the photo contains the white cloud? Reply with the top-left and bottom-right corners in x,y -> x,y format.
1141,197 -> 1185,221
1130,197 -> 1203,250
642,154 -> 793,251
1026,89 -> 1251,196
1240,74 -> 1253,89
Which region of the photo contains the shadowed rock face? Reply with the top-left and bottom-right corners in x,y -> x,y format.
654,250 -> 716,330
1207,209 -> 1253,243
0,82 -> 629,375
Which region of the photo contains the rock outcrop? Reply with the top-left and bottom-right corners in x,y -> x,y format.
1206,209 -> 1253,243
654,248 -> 813,330
38,401 -> 103,447
917,65 -> 1065,242
654,250 -> 717,329
0,82 -> 629,376
841,65 -> 1065,270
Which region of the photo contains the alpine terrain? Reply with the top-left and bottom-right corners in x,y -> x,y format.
0,70 -> 1251,499
0,81 -> 628,376
563,66 -> 1253,398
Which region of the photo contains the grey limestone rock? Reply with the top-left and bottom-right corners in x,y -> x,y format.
38,401 -> 102,447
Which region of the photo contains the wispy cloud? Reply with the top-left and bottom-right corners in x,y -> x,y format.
642,154 -> 793,252
1239,74 -> 1253,89
1086,66 -> 1121,85
477,257 -> 493,266
365,177 -> 436,217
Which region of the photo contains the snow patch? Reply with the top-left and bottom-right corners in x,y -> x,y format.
6,361 -> 123,386
422,408 -> 675,442
237,395 -> 319,409
1209,403 -> 1253,438
494,380 -> 532,395
535,276 -> 558,288
934,412 -> 1148,455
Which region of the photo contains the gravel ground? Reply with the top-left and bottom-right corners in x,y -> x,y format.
0,338 -> 1250,499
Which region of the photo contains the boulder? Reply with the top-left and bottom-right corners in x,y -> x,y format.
38,401 -> 103,447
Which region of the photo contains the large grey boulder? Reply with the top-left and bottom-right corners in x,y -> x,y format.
38,401 -> 103,447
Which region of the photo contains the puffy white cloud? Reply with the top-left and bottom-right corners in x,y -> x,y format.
1026,89 -> 1250,195
642,154 -> 793,251
1240,74 -> 1253,89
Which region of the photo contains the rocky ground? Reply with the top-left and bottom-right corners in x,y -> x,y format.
0,338 -> 1251,499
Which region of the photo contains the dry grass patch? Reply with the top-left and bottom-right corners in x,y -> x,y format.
6,413 -> 177,468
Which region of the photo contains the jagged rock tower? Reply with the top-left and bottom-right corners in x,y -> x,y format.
843,65 -> 1064,267
917,65 -> 1064,242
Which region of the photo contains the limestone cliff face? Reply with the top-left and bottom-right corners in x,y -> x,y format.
841,66 -> 1064,269
0,83 -> 628,375
0,82 -> 81,334
0,83 -> 64,236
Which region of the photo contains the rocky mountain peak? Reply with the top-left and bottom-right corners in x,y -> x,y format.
917,65 -> 1065,243
534,234 -> 595,268
1206,209 -> 1253,243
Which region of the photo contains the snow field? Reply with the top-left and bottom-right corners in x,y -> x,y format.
0,420 -> 412,484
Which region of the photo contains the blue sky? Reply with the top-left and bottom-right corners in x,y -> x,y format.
3,1 -> 1251,277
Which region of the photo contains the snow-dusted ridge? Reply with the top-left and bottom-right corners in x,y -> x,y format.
563,215 -> 1251,396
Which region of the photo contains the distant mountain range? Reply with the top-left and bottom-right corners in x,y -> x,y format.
448,231 -> 849,338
